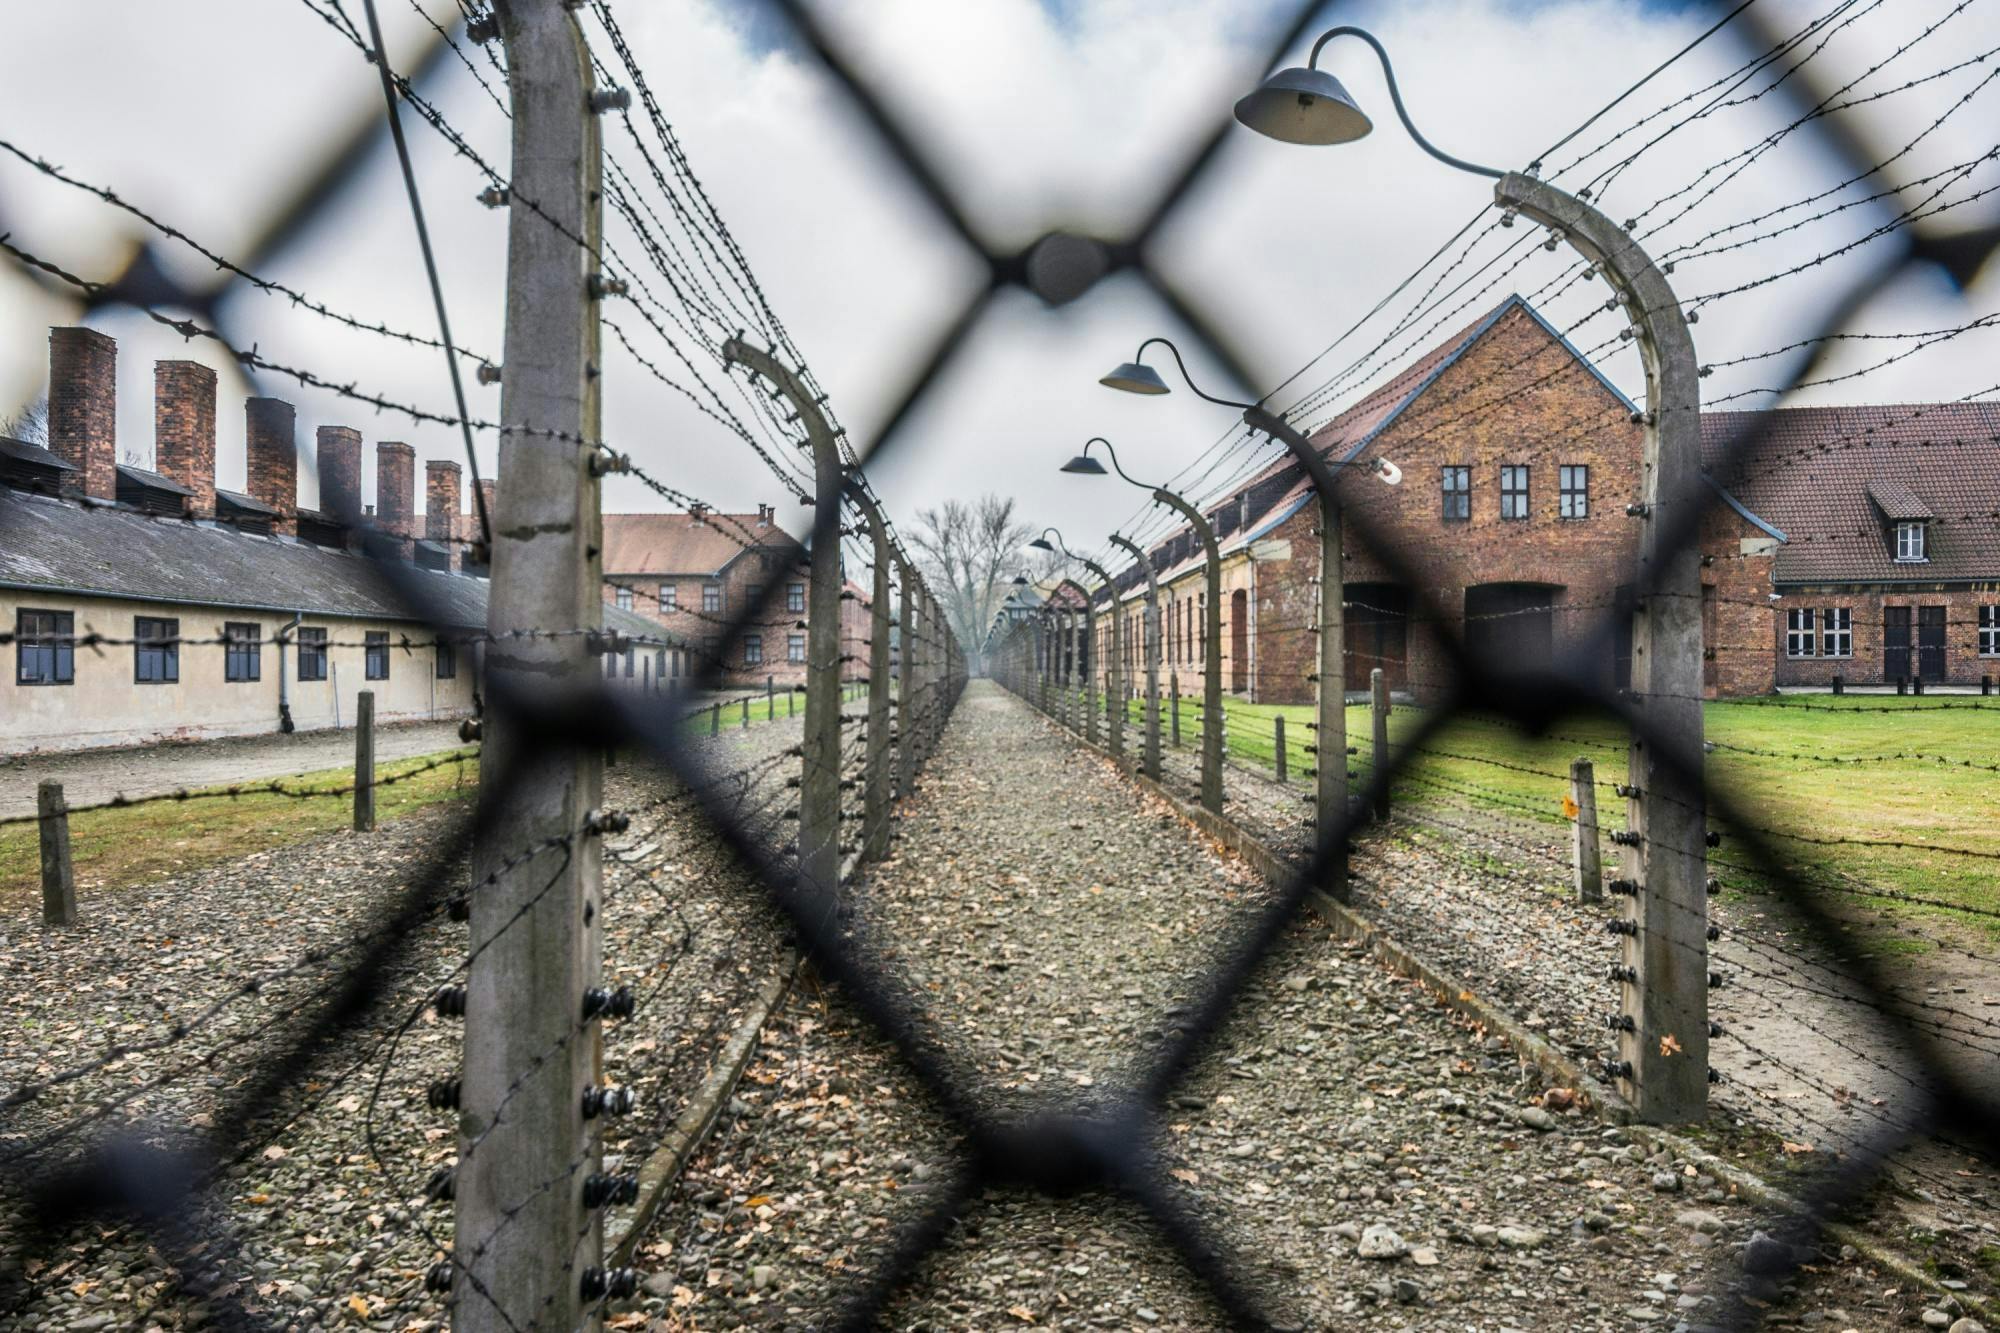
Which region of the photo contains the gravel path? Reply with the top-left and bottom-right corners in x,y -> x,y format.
631,682 -> 1953,1331
0,721 -> 468,819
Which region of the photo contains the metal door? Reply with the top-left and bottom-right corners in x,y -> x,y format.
1883,605 -> 1911,682
1918,605 -> 1946,681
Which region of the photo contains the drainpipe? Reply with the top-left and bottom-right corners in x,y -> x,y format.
277,611 -> 302,733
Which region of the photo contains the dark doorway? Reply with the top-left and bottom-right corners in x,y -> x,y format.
1883,605 -> 1911,683
1465,583 -> 1558,675
1345,583 -> 1408,692
1230,589 -> 1249,693
1918,605 -> 1946,682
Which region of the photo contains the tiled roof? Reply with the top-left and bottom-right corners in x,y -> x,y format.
0,487 -> 663,641
1702,403 -> 2000,585
601,510 -> 800,576
0,436 -> 73,470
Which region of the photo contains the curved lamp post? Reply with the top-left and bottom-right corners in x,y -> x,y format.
1233,26 -> 1706,1123
1101,337 -> 1400,900
1029,528 -> 1122,758
1061,438 -> 1223,815
1104,531 -> 1163,781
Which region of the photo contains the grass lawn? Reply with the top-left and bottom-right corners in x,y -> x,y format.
0,747 -> 480,907
677,681 -> 865,733
1097,690 -> 2000,942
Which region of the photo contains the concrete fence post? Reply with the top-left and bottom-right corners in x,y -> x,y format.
1571,757 -> 1602,904
1273,714 -> 1287,784
38,780 -> 76,927
847,480 -> 894,863
741,696 -> 750,729
353,689 -> 376,832
1369,669 -> 1389,822
711,701 -> 721,737
767,674 -> 775,721
1170,672 -> 1181,748
897,557 -> 916,798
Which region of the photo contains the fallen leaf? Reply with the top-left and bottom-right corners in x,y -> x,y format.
263,1145 -> 288,1161
1007,1306 -> 1038,1324
347,1294 -> 370,1319
1781,1141 -> 1816,1156
1169,1168 -> 1199,1185
1658,1033 -> 1682,1057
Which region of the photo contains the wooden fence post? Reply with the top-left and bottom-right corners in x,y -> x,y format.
353,689 -> 376,832
1369,668 -> 1389,821
38,780 -> 75,927
711,701 -> 721,736
1170,671 -> 1181,748
1273,715 -> 1287,784
1571,757 -> 1602,904
741,696 -> 750,729
767,674 -> 775,721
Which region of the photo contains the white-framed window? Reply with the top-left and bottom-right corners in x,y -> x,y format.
1895,521 -> 1927,562
744,634 -> 763,665
1559,465 -> 1589,520
1980,605 -> 2000,657
614,585 -> 633,611
1822,607 -> 1851,658
1786,608 -> 1816,658
659,584 -> 677,613
1500,465 -> 1530,521
786,582 -> 805,613
703,583 -> 722,613
788,632 -> 806,663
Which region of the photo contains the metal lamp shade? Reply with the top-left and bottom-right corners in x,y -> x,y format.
1012,575 -> 1030,585
1060,454 -> 1109,475
1027,537 -> 1054,551
1234,67 -> 1372,146
1098,362 -> 1170,395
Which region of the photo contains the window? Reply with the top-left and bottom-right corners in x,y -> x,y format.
1981,605 -> 2000,657
135,616 -> 179,684
365,631 -> 390,680
1895,521 -> 1927,562
1440,466 -> 1470,522
224,622 -> 262,682
1786,608 -> 1816,658
436,636 -> 457,679
614,586 -> 633,611
788,633 -> 806,663
297,627 -> 328,681
623,647 -> 634,678
1559,465 -> 1589,520
1821,608 -> 1851,659
15,609 -> 73,685
658,584 -> 677,614
786,582 -> 805,614
1500,465 -> 1530,521
744,634 -> 763,665
703,583 -> 722,613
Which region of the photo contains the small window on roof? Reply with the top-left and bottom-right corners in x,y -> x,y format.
1894,521 -> 1927,562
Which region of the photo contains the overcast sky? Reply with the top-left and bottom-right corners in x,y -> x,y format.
3,0 -> 1995,569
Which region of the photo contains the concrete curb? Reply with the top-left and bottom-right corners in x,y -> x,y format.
1046,707 -> 1988,1321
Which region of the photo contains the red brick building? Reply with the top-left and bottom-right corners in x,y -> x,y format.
599,506 -> 871,691
1092,294 -> 2000,702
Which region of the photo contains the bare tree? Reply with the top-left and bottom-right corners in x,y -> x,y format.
1,397 -> 48,445
904,493 -> 1035,675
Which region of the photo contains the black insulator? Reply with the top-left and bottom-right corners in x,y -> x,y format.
1708,972 -> 1727,989
1705,878 -> 1720,896
1605,919 -> 1638,936
1603,1013 -> 1636,1033
458,717 -> 482,744
579,1267 -> 639,1301
1708,1068 -> 1722,1084
447,896 -> 471,923
1706,925 -> 1722,941
1606,963 -> 1638,983
1601,1059 -> 1633,1081
1607,878 -> 1639,896
582,985 -> 636,1022
426,1166 -> 456,1202
425,1262 -> 455,1293
582,1084 -> 636,1119
1705,830 -> 1722,847
1610,830 -> 1641,847
427,1078 -> 461,1110
433,985 -> 467,1017
465,13 -> 498,44
587,809 -> 631,835
1708,1021 -> 1725,1038
583,1172 -> 641,1208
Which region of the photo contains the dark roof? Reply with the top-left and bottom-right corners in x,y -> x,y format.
116,463 -> 193,497
0,436 -> 74,471
0,487 -> 664,641
601,510 -> 800,576
216,488 -> 279,517
1702,403 -> 2000,585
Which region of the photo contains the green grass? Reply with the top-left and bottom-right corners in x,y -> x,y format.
1,747 -> 480,906
1074,686 -> 2000,942
679,681 -> 867,734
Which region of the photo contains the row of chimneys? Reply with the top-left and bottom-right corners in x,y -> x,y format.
45,327 -> 490,565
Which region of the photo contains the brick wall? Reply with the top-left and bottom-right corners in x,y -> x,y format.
317,426 -> 363,526
603,550 -> 815,689
244,397 -> 298,536
1774,586 -> 2000,688
154,360 -> 217,519
47,326 -> 117,502
426,459 -> 461,568
1701,504 -> 1777,697
376,441 -> 416,556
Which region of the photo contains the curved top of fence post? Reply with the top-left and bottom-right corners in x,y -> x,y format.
1104,533 -> 1163,603
721,336 -> 843,463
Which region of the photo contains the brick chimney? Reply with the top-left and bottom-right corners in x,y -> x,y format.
154,360 -> 217,519
47,327 -> 117,502
426,458 -> 461,569
244,398 -> 298,536
376,440 -> 416,556
317,426 -> 363,532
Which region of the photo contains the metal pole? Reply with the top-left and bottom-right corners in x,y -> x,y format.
460,4 -> 605,1327
847,481 -> 894,862
353,690 -> 376,832
722,340 -> 842,901
1107,534 -> 1161,780
1572,756 -> 1602,904
1497,173 -> 1707,1123
38,780 -> 75,927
